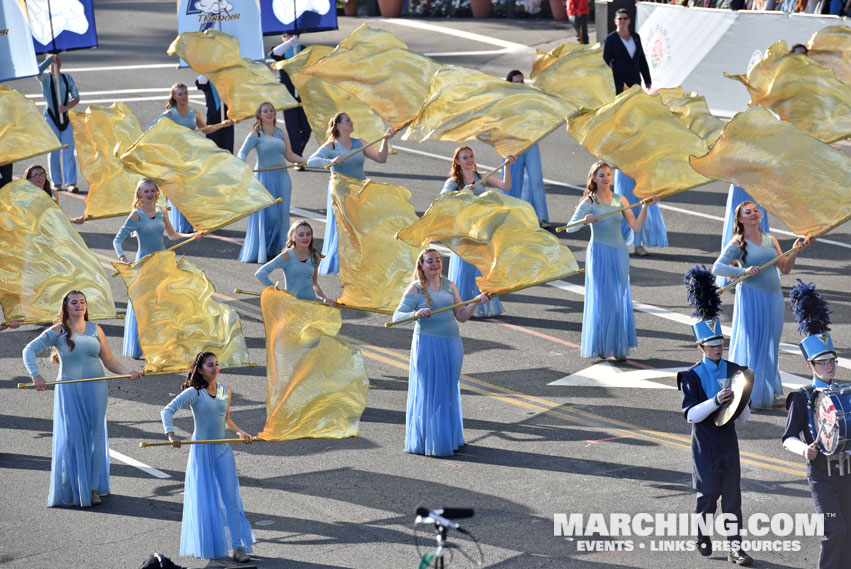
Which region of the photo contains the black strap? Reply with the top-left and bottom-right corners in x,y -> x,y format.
46,73 -> 71,132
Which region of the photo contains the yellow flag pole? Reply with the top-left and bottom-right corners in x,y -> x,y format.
254,163 -> 307,172
467,158 -> 510,194
17,362 -> 257,389
140,438 -> 267,448
323,133 -> 391,169
3,314 -> 123,327
717,243 -> 805,295
233,288 -> 391,314
555,199 -> 649,233
385,270 -> 583,328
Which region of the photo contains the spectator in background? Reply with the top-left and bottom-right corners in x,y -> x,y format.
790,43 -> 809,55
269,35 -> 312,170
603,9 -> 652,94
195,76 -> 234,153
567,0 -> 589,45
37,53 -> 79,193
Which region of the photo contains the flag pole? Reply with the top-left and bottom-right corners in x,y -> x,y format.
140,437 -> 266,448
17,362 -> 257,389
323,133 -> 392,169
717,242 -> 805,295
233,288 -> 391,314
3,314 -> 123,327
467,158 -> 510,194
555,199 -> 648,233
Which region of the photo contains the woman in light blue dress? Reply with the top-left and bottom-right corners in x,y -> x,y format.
713,201 -> 806,408
613,169 -> 668,256
566,161 -> 659,360
441,145 -> 515,318
22,290 -> 142,507
157,82 -> 234,233
717,185 -> 770,288
306,112 -> 395,275
161,351 -> 255,563
254,220 -> 335,303
113,178 -> 199,358
392,249 -> 489,457
237,101 -> 304,263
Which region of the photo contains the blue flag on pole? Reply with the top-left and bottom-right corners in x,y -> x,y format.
260,0 -> 338,35
176,0 -> 264,66
27,0 -> 98,54
0,0 -> 38,80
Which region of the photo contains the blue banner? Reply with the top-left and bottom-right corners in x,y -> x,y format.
260,0 -> 338,36
28,0 -> 98,54
0,0 -> 38,80
177,0 -> 264,64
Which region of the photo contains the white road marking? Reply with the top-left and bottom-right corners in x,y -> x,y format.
548,361 -> 680,389
109,448 -> 171,479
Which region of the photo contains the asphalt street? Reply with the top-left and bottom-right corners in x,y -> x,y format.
1,3 -> 849,568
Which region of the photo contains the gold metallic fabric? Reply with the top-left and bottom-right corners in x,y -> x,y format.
257,288 -> 368,441
119,118 -> 276,233
656,87 -> 724,146
69,103 -> 144,220
568,85 -> 711,199
113,251 -> 250,374
331,174 -> 419,313
530,43 -> 615,113
725,40 -> 851,143
303,24 -> 440,129
167,29 -> 298,122
403,64 -> 571,157
396,189 -> 579,294
807,25 -> 851,87
0,180 -> 116,322
690,106 -> 851,239
0,85 -> 61,165
275,45 -> 391,148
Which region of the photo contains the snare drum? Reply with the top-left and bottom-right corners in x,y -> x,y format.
808,387 -> 851,455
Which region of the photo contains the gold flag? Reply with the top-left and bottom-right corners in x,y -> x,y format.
403,64 -> 571,157
656,87 -> 725,146
275,45 -> 391,148
0,180 -> 116,323
807,25 -> 851,87
167,29 -> 298,122
119,118 -> 276,233
69,102 -> 144,220
258,288 -> 368,441
331,174 -> 419,313
0,85 -> 61,165
113,251 -> 250,374
568,85 -> 711,199
530,43 -> 616,113
396,189 -> 579,294
690,106 -> 851,238
302,24 -> 440,129
725,40 -> 851,143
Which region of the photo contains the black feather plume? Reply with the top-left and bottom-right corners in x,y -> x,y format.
684,265 -> 721,320
790,279 -> 831,336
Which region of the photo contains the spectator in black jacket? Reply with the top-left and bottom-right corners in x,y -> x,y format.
603,9 -> 652,94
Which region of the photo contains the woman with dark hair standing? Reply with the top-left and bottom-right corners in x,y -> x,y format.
713,201 -> 806,408
306,112 -> 395,275
161,351 -> 255,563
22,290 -> 141,507
236,101 -> 304,264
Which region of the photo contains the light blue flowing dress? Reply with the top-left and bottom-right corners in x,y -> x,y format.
161,384 -> 255,559
23,322 -> 109,507
503,143 -> 549,223
440,177 -> 504,317
713,232 -> 783,408
566,194 -> 637,359
254,249 -> 317,300
158,107 -> 197,233
237,128 -> 292,263
306,139 -> 365,275
393,279 -> 465,457
113,206 -> 167,358
613,170 -> 668,248
717,185 -> 770,287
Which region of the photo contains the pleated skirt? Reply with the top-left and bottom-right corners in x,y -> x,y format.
581,241 -> 637,359
167,199 -> 194,234
614,170 -> 668,248
239,170 -> 291,263
446,253 -> 504,317
318,183 -> 339,275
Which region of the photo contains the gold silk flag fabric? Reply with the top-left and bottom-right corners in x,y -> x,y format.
258,288 -> 368,441
568,86 -> 711,199
403,65 -> 571,158
69,103 -> 144,220
119,118 -> 276,233
167,30 -> 298,122
690,106 -> 851,239
807,25 -> 851,87
113,251 -> 250,374
331,174 -> 419,313
0,180 -> 116,323
303,24 -> 440,129
656,87 -> 725,146
0,85 -> 61,165
725,40 -> 851,143
396,190 -> 579,294
530,43 -> 615,113
275,46 -> 391,148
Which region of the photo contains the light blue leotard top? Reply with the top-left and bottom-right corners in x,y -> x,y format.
441,174 -> 485,196
23,322 -> 103,380
392,279 -> 460,338
566,195 -> 628,249
161,383 -> 229,441
160,107 -> 197,130
306,139 -> 365,180
238,128 -> 287,169
713,232 -> 781,293
113,206 -> 167,261
254,249 -> 317,300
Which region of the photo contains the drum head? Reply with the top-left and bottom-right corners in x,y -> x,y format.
715,369 -> 754,426
812,391 -> 840,454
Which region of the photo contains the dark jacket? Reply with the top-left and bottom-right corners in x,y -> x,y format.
603,30 -> 652,94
